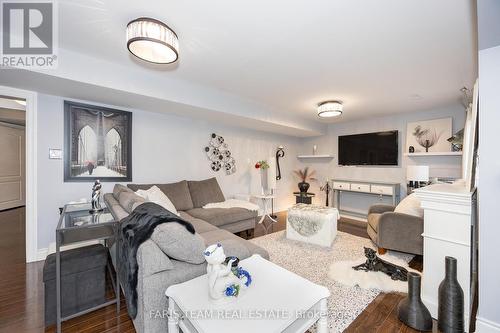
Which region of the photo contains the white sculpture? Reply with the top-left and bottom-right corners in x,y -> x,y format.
204,243 -> 242,302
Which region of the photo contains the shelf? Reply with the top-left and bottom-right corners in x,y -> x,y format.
297,154 -> 334,159
404,152 -> 462,157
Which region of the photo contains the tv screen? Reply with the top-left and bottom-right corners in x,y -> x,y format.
338,131 -> 398,166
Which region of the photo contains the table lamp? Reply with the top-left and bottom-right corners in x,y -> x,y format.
407,165 -> 429,189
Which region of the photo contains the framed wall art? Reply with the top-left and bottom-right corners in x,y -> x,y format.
406,117 -> 452,154
64,101 -> 132,182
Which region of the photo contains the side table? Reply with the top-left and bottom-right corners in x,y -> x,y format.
252,194 -> 277,233
293,192 -> 315,204
55,203 -> 120,333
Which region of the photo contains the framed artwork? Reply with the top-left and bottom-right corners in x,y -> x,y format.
64,101 -> 132,182
406,117 -> 452,153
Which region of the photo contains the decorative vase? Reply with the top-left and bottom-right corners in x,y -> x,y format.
298,181 -> 310,193
425,140 -> 430,152
260,168 -> 268,195
409,146 -> 415,153
397,272 -> 433,331
438,256 -> 464,333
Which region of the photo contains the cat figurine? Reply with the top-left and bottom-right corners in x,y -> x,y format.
204,243 -> 242,301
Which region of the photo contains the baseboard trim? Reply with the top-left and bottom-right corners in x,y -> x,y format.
476,317 -> 500,333
36,247 -> 48,261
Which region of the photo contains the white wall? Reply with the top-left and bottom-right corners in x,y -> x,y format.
34,93 -> 466,251
477,44 -> 500,332
36,94 -> 301,250
297,105 -> 465,212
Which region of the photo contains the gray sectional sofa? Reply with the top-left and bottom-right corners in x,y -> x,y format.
104,177 -> 269,333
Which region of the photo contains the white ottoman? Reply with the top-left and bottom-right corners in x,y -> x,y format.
286,204 -> 339,247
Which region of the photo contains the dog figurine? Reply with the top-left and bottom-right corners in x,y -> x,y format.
353,247 -> 408,281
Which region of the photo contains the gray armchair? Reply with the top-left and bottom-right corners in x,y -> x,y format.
367,204 -> 423,255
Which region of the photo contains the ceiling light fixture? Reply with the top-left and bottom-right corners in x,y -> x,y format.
317,101 -> 343,118
126,17 -> 179,64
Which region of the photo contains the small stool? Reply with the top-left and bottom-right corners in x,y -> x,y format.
286,204 -> 339,247
43,244 -> 108,326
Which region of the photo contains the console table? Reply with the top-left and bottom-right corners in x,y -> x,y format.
331,179 -> 400,218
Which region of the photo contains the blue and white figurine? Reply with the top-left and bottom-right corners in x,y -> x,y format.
204,243 -> 242,302
203,243 -> 253,301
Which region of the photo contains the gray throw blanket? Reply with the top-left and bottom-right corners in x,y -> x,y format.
118,202 -> 195,319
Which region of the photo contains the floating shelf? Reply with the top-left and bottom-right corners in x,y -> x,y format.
404,152 -> 463,157
297,154 -> 334,159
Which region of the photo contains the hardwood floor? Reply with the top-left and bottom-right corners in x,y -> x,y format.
0,208 -> 426,333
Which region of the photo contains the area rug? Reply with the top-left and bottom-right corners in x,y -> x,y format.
328,256 -> 418,293
250,230 -> 413,332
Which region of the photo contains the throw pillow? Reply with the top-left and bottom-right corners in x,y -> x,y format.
188,177 -> 225,208
113,184 -> 132,200
151,223 -> 206,264
135,186 -> 179,216
394,193 -> 424,218
118,191 -> 146,213
128,181 -> 194,211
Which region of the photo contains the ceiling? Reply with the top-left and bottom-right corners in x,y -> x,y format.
57,0 -> 476,124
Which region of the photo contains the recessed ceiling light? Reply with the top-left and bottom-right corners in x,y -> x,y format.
317,101 -> 343,118
126,17 -> 179,64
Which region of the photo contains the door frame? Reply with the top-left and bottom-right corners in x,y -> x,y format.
0,85 -> 38,263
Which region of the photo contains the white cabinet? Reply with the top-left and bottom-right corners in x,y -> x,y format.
414,184 -> 473,329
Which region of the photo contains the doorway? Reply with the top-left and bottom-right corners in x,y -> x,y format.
0,96 -> 26,263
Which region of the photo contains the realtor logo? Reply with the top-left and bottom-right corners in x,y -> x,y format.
1,0 -> 58,68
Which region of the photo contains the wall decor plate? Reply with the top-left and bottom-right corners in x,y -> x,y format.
205,133 -> 236,175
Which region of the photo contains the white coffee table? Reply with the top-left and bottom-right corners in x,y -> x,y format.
165,254 -> 330,333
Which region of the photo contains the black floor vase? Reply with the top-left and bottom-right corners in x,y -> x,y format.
438,256 -> 464,333
397,272 -> 433,331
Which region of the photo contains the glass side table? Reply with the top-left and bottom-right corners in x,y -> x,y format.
55,203 -> 120,333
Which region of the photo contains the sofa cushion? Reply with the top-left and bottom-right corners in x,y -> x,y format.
186,207 -> 257,227
118,191 -> 146,213
179,211 -> 217,233
394,193 -> 424,218
187,177 -> 225,208
135,186 -> 179,216
200,229 -> 270,260
104,193 -> 129,221
128,181 -> 194,211
151,223 -> 205,264
113,184 -> 132,200
367,213 -> 381,232
137,240 -> 174,277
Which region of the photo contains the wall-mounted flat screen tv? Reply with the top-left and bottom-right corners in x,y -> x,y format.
338,130 -> 398,166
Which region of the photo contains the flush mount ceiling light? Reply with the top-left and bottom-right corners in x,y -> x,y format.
126,17 -> 179,64
317,101 -> 343,118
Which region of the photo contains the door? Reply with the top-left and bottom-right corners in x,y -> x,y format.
0,123 -> 25,210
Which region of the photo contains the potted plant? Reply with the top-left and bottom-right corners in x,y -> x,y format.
255,160 -> 270,194
293,167 -> 317,193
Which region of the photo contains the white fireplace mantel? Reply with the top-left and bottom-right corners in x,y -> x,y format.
414,183 -> 474,329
